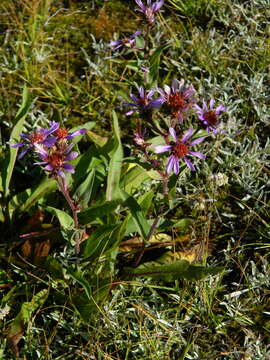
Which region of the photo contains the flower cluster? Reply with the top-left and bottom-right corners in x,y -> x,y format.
12,122 -> 87,178
124,79 -> 226,175
135,0 -> 164,24
109,1 -> 226,176
109,1 -> 164,52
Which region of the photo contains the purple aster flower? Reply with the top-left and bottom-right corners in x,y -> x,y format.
158,79 -> 195,123
124,86 -> 163,116
135,0 -> 164,24
109,31 -> 142,51
11,121 -> 59,159
34,143 -> 78,178
155,127 -> 206,174
194,99 -> 226,134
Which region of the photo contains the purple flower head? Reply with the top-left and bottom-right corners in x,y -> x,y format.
135,0 -> 164,24
109,31 -> 142,51
155,127 -> 206,174
194,99 -> 226,134
34,143 -> 78,179
11,121 -> 59,159
158,79 -> 195,123
124,86 -> 163,116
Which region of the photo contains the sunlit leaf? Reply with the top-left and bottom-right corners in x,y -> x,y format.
149,44 -> 169,86
74,169 -> 96,209
106,111 -> 123,201
3,85 -> 32,197
83,224 -> 120,259
121,165 -> 151,194
124,260 -> 223,281
46,206 -> 74,229
121,190 -> 151,240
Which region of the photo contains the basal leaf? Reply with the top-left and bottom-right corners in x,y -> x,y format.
74,169 -> 96,209
149,44 -> 169,86
120,190 -> 151,240
106,111 -> 123,201
3,85 -> 32,197
124,190 -> 155,236
124,260 -> 223,281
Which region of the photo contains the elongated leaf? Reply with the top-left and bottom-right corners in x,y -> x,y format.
120,190 -> 151,240
124,260 -> 223,281
67,268 -> 92,300
125,190 -> 155,235
83,224 -> 120,259
120,165 -> 151,194
46,206 -> 74,229
86,130 -> 108,147
74,169 -> 96,209
3,85 -> 32,197
149,44 -> 169,86
78,200 -> 120,225
7,289 -> 48,357
19,177 -> 57,213
106,111 -> 123,201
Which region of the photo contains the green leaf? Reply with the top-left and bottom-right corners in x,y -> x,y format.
124,260 -> 223,281
74,169 -> 96,209
3,85 -> 32,197
86,130 -> 108,147
149,44 -> 169,86
120,190 -> 151,240
9,177 -> 57,216
78,200 -> 120,225
67,268 -> 92,301
124,190 -> 155,235
106,111 -> 123,201
7,289 -> 48,357
83,224 -> 120,259
46,206 -> 74,229
121,165 -> 151,194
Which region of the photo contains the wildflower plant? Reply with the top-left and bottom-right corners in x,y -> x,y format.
1,1 -> 269,358
1,3 -> 227,351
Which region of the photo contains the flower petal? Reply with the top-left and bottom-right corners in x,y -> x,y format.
182,128 -> 193,143
209,98 -> 215,109
18,147 -> 30,159
67,128 -> 87,139
155,145 -> 172,153
184,157 -> 195,171
166,155 -> 177,174
189,137 -> 205,146
188,151 -> 206,159
169,127 -> 178,142
65,151 -> 78,161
